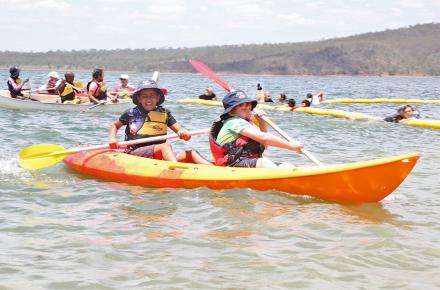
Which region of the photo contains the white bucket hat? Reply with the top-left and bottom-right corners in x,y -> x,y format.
120,74 -> 129,80
48,71 -> 59,78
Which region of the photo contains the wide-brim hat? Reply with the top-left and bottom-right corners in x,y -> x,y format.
132,79 -> 165,106
9,66 -> 20,78
221,90 -> 257,119
48,71 -> 59,79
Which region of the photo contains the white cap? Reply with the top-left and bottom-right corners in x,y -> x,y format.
120,74 -> 129,80
48,71 -> 59,78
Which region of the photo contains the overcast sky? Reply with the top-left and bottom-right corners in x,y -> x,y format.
0,0 -> 439,52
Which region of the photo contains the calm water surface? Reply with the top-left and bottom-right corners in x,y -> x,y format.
0,70 -> 439,289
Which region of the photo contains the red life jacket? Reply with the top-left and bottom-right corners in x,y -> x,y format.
209,119 -> 265,166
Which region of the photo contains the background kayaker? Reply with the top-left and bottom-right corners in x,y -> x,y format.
109,79 -> 211,164
86,68 -> 115,104
55,72 -> 82,104
112,74 -> 135,99
300,99 -> 311,107
384,105 -> 421,123
210,90 -> 303,168
38,71 -> 59,93
7,66 -> 29,99
198,86 -> 217,101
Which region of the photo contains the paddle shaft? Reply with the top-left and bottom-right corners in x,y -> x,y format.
69,128 -> 210,154
40,129 -> 210,158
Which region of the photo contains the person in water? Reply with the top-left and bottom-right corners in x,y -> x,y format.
55,72 -> 82,103
278,93 -> 287,103
287,99 -> 297,111
86,68 -> 114,104
198,86 -> 217,101
300,99 -> 311,107
109,79 -> 211,164
210,90 -> 303,168
384,105 -> 421,123
112,74 -> 135,99
7,66 -> 29,99
306,92 -> 324,105
263,91 -> 274,103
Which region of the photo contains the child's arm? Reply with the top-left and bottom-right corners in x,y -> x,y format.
109,120 -> 123,146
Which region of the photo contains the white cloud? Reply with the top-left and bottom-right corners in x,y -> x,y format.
279,13 -> 314,25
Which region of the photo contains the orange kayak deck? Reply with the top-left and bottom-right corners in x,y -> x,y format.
64,150 -> 419,203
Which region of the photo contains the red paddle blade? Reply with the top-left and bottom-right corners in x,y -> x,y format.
189,59 -> 233,92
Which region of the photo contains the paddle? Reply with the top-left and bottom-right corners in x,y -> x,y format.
19,128 -> 210,170
189,58 -> 323,166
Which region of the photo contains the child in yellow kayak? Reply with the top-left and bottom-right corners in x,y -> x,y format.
109,80 -> 211,164
210,90 -> 303,168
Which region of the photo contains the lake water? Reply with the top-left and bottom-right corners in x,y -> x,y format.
1,70 -> 439,289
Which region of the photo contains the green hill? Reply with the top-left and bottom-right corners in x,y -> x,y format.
1,23 -> 439,75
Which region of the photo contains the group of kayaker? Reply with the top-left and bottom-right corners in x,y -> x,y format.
5,66 -> 135,105
198,82 -> 324,111
109,79 -> 304,168
256,83 -> 324,110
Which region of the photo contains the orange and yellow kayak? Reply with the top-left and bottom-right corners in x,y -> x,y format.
64,150 -> 419,203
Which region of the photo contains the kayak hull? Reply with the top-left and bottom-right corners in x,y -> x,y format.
0,90 -> 131,113
64,150 -> 419,203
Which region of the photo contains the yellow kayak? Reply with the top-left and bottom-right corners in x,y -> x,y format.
401,119 -> 440,129
322,98 -> 440,104
274,106 -> 377,120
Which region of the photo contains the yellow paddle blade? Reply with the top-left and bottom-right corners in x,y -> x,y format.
74,81 -> 83,88
19,144 -> 71,170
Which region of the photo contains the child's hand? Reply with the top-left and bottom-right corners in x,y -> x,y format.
253,109 -> 266,119
289,141 -> 304,153
109,137 -> 119,149
178,129 -> 191,141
